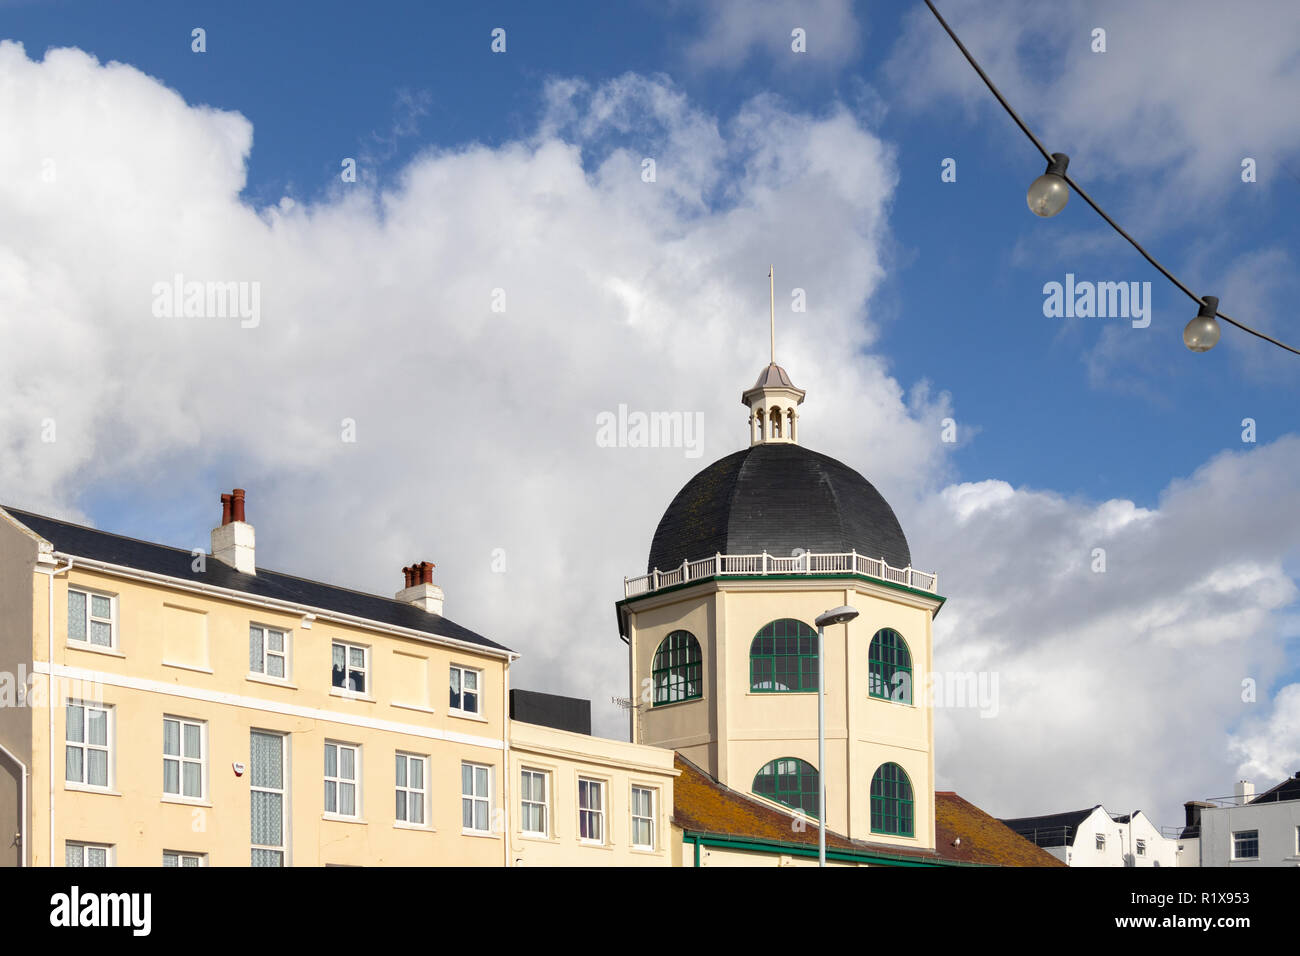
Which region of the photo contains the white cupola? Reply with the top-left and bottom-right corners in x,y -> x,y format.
742,363 -> 805,445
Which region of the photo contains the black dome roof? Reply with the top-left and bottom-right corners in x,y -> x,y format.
647,443 -> 911,574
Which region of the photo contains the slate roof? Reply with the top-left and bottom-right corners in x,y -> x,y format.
2,506 -> 511,654
646,443 -> 912,574
1249,772 -> 1300,804
672,754 -> 1064,867
998,806 -> 1102,848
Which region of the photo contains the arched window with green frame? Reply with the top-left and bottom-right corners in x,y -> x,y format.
749,618 -> 818,692
752,757 -> 819,818
652,630 -> 702,705
870,762 -> 914,836
868,628 -> 912,704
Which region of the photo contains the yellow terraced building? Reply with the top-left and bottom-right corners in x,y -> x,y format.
0,494 -> 676,867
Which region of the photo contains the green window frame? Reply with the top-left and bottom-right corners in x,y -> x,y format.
749,619 -> 818,692
652,630 -> 702,705
752,757 -> 819,819
870,762 -> 914,837
868,628 -> 912,704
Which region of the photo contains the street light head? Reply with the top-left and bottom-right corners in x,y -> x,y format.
815,605 -> 859,628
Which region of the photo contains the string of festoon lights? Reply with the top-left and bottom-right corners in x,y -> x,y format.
924,0 -> 1300,356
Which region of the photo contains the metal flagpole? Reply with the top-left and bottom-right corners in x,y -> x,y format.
769,265 -> 775,364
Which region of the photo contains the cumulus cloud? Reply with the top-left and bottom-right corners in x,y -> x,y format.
913,437 -> 1300,822
0,40 -> 945,738
1230,682 -> 1300,785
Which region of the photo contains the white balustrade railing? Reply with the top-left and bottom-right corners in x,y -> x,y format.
624,550 -> 938,598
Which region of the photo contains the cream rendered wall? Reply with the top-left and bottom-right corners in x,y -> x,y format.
31,563 -> 511,866
627,575 -> 939,852
0,512 -> 40,866
628,592 -> 716,771
507,720 -> 676,866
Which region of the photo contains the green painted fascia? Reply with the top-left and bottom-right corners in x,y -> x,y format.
683,831 -> 982,867
617,572 -> 947,617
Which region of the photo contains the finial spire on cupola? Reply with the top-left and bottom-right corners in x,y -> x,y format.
743,265 -> 806,446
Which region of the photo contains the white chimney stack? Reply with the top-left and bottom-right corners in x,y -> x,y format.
397,561 -> 443,615
211,488 -> 256,574
1234,779 -> 1254,805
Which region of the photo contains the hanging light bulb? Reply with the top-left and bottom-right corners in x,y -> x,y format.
1183,296 -> 1221,352
1027,152 -> 1071,218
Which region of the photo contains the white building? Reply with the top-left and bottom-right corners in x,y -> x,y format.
1195,774 -> 1300,867
999,805 -> 1182,867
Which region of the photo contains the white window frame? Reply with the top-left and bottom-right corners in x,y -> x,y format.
67,587 -> 117,650
332,641 -> 370,695
395,752 -> 428,828
250,730 -> 288,867
1232,829 -> 1260,860
1095,833 -> 1106,851
324,741 -> 361,819
162,716 -> 207,802
65,701 -> 113,791
65,841 -> 112,867
162,850 -> 206,867
520,768 -> 549,838
449,664 -> 482,716
578,777 -> 605,845
631,785 -> 656,850
1136,838 -> 1146,857
249,623 -> 291,681
461,761 -> 492,835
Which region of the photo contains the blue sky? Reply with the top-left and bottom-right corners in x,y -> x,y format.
2,0 -> 1297,823
11,0 -> 1294,502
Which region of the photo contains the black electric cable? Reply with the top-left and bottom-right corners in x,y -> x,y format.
923,0 -> 1300,356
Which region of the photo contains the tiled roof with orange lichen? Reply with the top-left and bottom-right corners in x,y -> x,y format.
672,754 -> 1064,867
935,791 -> 1066,867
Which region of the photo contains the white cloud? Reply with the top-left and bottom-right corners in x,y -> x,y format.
913,437 -> 1300,823
682,0 -> 861,71
1230,682 -> 1300,784
0,41 -> 944,738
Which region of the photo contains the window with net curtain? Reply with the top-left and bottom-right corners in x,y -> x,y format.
749,619 -> 818,692
652,630 -> 702,705
67,589 -> 114,647
65,842 -> 108,866
870,762 -> 914,837
868,628 -> 913,704
250,730 -> 286,866
163,716 -> 204,800
752,757 -> 819,818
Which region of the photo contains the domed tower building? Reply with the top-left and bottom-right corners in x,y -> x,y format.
616,357 -> 944,852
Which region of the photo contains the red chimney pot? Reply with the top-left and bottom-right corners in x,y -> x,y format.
220,493 -> 232,526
